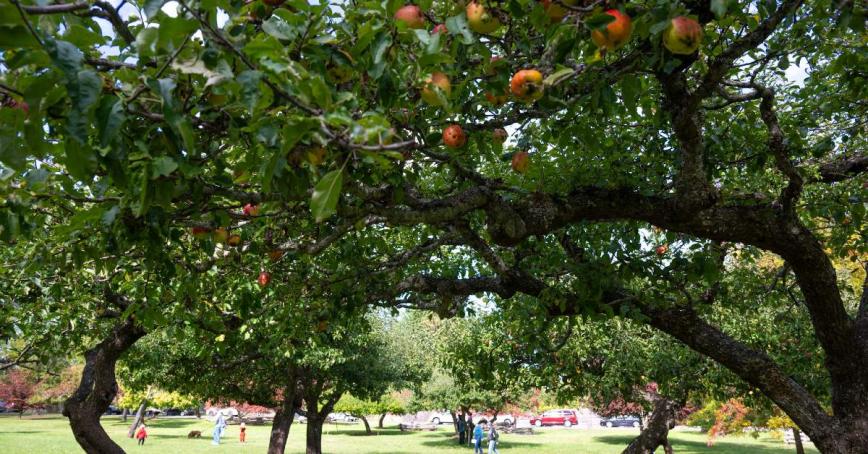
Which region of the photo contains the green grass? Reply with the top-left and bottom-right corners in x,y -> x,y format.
0,415 -> 815,453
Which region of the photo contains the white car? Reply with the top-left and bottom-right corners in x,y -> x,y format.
327,412 -> 358,423
429,411 -> 454,425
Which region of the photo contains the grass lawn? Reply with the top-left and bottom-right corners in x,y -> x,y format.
0,415 -> 814,453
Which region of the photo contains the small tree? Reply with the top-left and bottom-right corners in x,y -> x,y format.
0,369 -> 38,417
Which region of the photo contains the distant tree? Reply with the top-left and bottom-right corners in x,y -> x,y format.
0,369 -> 38,417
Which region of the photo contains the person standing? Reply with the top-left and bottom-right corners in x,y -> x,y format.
239,421 -> 247,443
135,424 -> 148,446
457,416 -> 466,445
212,412 -> 226,445
488,422 -> 500,454
473,421 -> 485,454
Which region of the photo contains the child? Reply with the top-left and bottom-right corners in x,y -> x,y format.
239,422 -> 247,443
135,424 -> 148,446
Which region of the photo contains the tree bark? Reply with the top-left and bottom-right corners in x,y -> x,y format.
267,394 -> 296,454
793,428 -> 805,454
621,393 -> 679,454
360,415 -> 371,434
126,401 -> 146,438
378,412 -> 387,428
121,408 -> 128,422
63,317 -> 146,454
306,414 -> 325,454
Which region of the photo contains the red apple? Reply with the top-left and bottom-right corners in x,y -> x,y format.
492,128 -> 508,143
227,234 -> 242,247
420,72 -> 451,105
662,16 -> 702,55
510,69 -> 544,102
432,23 -> 448,34
591,9 -> 632,51
466,2 -> 500,34
656,244 -> 669,255
511,151 -> 530,174
394,4 -> 425,29
443,125 -> 467,149
258,271 -> 271,287
190,227 -> 212,239
243,203 -> 260,217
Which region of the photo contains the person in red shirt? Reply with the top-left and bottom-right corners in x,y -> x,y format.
239,422 -> 247,443
135,424 -> 148,446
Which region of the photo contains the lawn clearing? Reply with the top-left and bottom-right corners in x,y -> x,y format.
0,415 -> 815,453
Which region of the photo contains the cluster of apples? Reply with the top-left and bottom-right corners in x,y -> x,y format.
393,2 -> 704,176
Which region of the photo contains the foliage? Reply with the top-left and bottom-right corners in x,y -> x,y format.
0,369 -> 38,414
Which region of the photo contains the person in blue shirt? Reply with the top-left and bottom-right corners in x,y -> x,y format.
473,421 -> 485,454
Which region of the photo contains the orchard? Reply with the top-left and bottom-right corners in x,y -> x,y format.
0,0 -> 865,454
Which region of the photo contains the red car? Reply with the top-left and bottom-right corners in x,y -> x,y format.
529,409 -> 579,427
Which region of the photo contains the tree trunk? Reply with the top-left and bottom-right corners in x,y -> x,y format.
306,414 -> 324,454
360,415 -> 371,434
195,406 -> 201,419
121,407 -> 128,422
621,393 -> 679,454
126,401 -> 146,438
450,410 -> 458,434
663,438 -> 674,454
63,317 -> 146,454
378,412 -> 386,428
793,428 -> 805,454
267,395 -> 296,454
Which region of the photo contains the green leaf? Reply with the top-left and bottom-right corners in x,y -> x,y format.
445,14 -> 474,45
310,169 -> 343,222
262,14 -> 299,41
152,156 -> 178,179
584,13 -> 616,31
96,96 -> 125,148
143,0 -> 167,18
237,70 -> 263,114
620,74 -> 640,114
150,78 -> 196,154
544,67 -> 575,87
0,26 -> 40,48
711,0 -> 728,18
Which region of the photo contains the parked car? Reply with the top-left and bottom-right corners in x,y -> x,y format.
600,415 -> 641,428
429,411 -> 454,425
294,412 -> 307,424
327,412 -> 358,423
103,406 -> 123,415
162,408 -> 182,416
180,409 -> 196,416
529,409 -> 579,427
472,414 -> 515,426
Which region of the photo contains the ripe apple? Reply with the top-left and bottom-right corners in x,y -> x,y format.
213,227 -> 229,243
656,244 -> 669,255
432,23 -> 448,34
243,203 -> 260,217
190,227 -> 211,240
591,9 -> 632,51
492,128 -> 508,143
394,4 -> 425,29
466,2 -> 500,34
227,234 -> 242,247
662,16 -> 702,55
510,69 -> 544,102
258,271 -> 271,287
511,151 -> 530,174
485,91 -> 508,106
420,72 -> 451,105
443,125 -> 467,149
541,0 -> 578,22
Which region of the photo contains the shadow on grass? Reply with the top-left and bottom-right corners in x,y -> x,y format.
594,435 -> 791,454
105,419 -> 203,429
327,428 -> 416,437
417,431 -> 541,450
